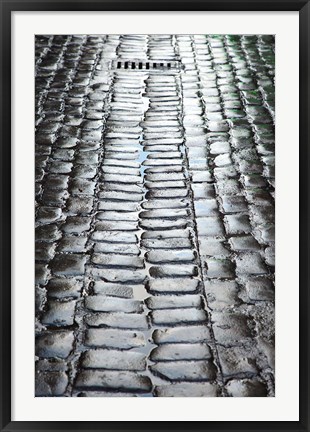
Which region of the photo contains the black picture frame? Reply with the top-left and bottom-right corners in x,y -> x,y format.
1,1 -> 309,431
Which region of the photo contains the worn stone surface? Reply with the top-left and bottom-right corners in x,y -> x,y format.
85,328 -> 146,349
150,343 -> 212,361
75,370 -> 152,392
153,325 -> 213,344
35,371 -> 68,396
226,378 -> 268,397
151,360 -> 217,381
41,300 -> 76,327
36,331 -> 74,359
82,349 -> 147,371
35,34 -> 275,397
155,382 -> 220,397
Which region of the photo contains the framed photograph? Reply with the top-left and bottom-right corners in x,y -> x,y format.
1,0 -> 309,431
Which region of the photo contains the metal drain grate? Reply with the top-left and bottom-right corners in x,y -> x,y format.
110,60 -> 181,71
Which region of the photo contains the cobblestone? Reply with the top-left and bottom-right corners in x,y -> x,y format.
85,312 -> 149,330
150,343 -> 212,361
35,34 -> 275,397
85,328 -> 146,349
153,325 -> 212,344
46,277 -> 83,299
146,294 -> 203,310
82,349 -> 147,371
50,254 -> 87,276
155,382 -> 220,397
75,370 -> 152,392
151,308 -> 207,325
35,371 -> 69,396
226,378 -> 267,397
151,360 -> 217,381
41,299 -> 76,327
85,296 -> 144,313
36,331 -> 74,359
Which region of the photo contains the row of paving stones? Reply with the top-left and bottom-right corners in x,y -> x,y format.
176,34 -> 274,395
35,34 -> 117,397
72,35 -> 222,397
140,42 -> 220,395
35,34 -> 275,397
75,37 -> 153,396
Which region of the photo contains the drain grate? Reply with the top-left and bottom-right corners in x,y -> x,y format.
110,59 -> 181,71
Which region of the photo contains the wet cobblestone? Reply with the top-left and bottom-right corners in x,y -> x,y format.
35,34 -> 275,397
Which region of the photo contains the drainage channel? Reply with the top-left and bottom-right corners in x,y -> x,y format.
111,59 -> 182,71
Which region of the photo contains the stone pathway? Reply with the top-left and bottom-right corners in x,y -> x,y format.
35,34 -> 275,397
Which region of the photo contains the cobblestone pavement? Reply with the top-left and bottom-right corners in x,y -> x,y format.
35,34 -> 275,397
